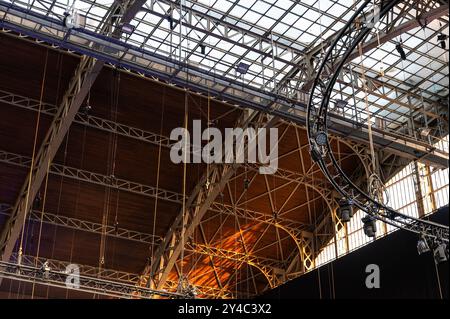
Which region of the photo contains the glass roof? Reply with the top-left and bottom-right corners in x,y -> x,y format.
2,0 -> 449,142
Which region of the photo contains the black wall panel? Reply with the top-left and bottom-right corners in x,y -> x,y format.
261,206 -> 449,299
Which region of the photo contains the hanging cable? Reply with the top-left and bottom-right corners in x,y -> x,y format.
180,91 -> 189,283
17,49 -> 49,266
150,87 -> 166,278
31,151 -> 51,299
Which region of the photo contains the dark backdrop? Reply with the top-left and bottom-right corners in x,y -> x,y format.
260,205 -> 449,299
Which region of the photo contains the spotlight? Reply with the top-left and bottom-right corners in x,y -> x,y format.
167,16 -> 175,30
338,199 -> 353,223
166,9 -> 175,30
199,44 -> 206,55
315,131 -> 328,146
236,62 -> 250,75
63,11 -> 75,29
362,215 -> 377,238
418,127 -> 431,137
120,23 -> 135,34
433,242 -> 449,264
243,178 -> 250,190
33,193 -> 42,209
395,42 -> 407,60
114,220 -> 119,235
40,260 -> 51,279
334,99 -> 347,110
417,236 -> 430,255
310,146 -> 322,163
81,104 -> 92,116
437,34 -> 447,49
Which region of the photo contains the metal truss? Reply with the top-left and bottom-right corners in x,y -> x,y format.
0,0 -> 147,267
11,254 -> 141,284
0,206 -> 259,298
0,87 -> 420,290
0,1 -> 447,170
0,203 -> 161,245
186,242 -> 285,289
0,148 -> 308,234
0,89 -> 172,148
306,0 -> 449,245
0,147 -> 318,293
12,255 -> 239,298
0,86 -> 435,206
0,257 -> 183,299
146,109 -> 265,290
5,253 -> 237,299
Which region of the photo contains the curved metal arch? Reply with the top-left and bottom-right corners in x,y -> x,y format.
273,182 -> 337,273
306,0 -> 448,243
244,260 -> 277,289
330,137 -> 371,185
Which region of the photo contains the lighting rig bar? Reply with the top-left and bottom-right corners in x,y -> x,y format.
0,260 -> 185,299
306,0 -> 449,247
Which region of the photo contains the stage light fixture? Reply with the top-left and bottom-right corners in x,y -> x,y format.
121,23 -> 135,34
334,99 -> 347,110
338,199 -> 353,222
33,193 -> 42,209
244,178 -> 250,190
417,236 -> 430,255
433,242 -> 449,264
437,34 -> 447,49
199,44 -> 206,55
310,146 -> 322,163
166,9 -> 175,30
315,131 -> 328,146
82,104 -> 92,116
395,42 -> 407,60
236,62 -> 250,74
362,215 -> 377,238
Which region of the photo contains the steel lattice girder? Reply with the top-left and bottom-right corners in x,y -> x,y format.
0,256 -> 183,299
306,0 -> 449,244
0,87 -> 441,195
145,109 -> 265,290
2,253 -> 219,298
0,0 -> 148,267
0,148 -> 311,236
0,204 -> 284,296
0,2 -> 448,169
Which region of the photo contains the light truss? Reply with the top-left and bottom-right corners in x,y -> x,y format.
0,259 -> 183,299
0,205 -> 267,297
8,255 -> 240,299
307,0 -> 449,245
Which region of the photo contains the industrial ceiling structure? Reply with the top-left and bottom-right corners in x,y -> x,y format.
0,0 -> 448,299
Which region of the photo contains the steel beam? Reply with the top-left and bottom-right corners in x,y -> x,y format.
0,256 -> 182,299
2,87 -> 447,181
0,6 -> 447,168
146,109 -> 264,290
3,253 -> 231,299
0,0 -> 147,264
0,148 -> 308,235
